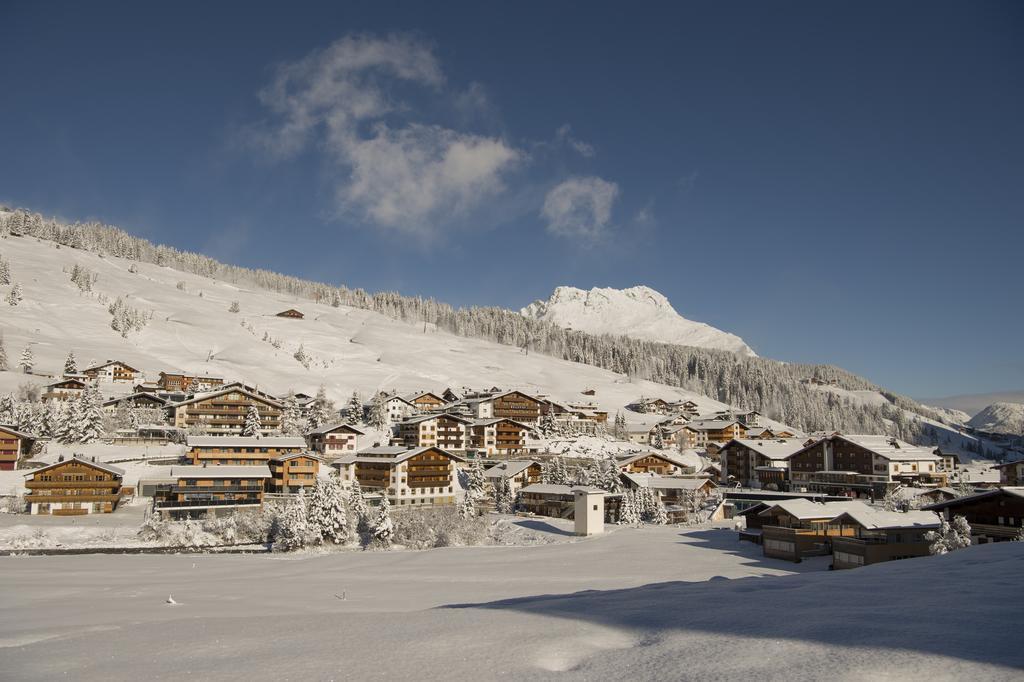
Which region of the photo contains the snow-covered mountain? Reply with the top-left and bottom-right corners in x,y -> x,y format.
969,402 -> 1024,436
521,285 -> 755,356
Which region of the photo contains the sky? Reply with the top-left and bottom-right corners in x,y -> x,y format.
1,1 -> 1021,399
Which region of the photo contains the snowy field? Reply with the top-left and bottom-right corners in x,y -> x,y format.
1,528 -> 1021,680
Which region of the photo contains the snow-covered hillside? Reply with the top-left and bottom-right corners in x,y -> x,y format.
0,235 -> 727,416
969,402 -> 1024,436
521,285 -> 755,356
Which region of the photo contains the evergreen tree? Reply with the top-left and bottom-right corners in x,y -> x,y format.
651,491 -> 669,525
241,405 -> 262,437
307,476 -> 348,544
0,393 -> 14,423
293,343 -> 310,369
367,391 -> 388,430
925,515 -> 972,555
601,454 -> 623,493
457,492 -> 476,519
228,300 -> 240,313
7,282 -> 23,306
348,480 -> 370,536
306,384 -> 332,430
619,489 -> 641,524
346,390 -> 362,425
0,255 -> 10,285
466,460 -> 487,500
78,385 -> 105,443
57,399 -> 80,443
18,345 -> 33,373
494,476 -> 516,514
0,336 -> 8,371
281,391 -> 305,436
652,428 -> 665,449
372,494 -> 394,548
274,489 -> 311,552
64,350 -> 78,375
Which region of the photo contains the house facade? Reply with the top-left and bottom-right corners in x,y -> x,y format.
157,372 -> 225,393
483,460 -> 543,495
922,487 -> 1024,542
333,446 -> 464,507
829,509 -> 939,569
83,360 -> 139,383
490,391 -> 544,423
185,435 -> 307,466
616,452 -> 689,476
152,465 -> 270,519
42,378 -> 87,402
993,460 -> 1024,486
24,457 -> 124,515
0,425 -> 34,470
170,387 -> 283,436
306,422 -> 365,458
398,413 -> 469,452
267,453 -> 322,493
469,418 -> 530,458
719,438 -> 805,488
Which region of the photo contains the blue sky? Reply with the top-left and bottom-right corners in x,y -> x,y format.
1,1 -> 1021,398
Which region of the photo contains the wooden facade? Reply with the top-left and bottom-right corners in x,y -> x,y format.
469,418 -> 529,457
42,378 -> 86,402
0,425 -> 33,471
334,446 -> 464,507
306,422 -> 364,458
157,372 -> 225,392
923,488 -> 1024,542
186,436 -> 306,465
153,465 -> 270,519
171,388 -> 283,436
491,391 -> 543,423
275,308 -> 304,319
267,453 -> 322,493
24,457 -> 124,515
83,360 -> 139,383
407,392 -> 446,412
399,414 -> 468,451
616,452 -> 687,476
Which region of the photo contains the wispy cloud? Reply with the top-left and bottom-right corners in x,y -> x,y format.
554,124 -> 596,158
541,176 -> 619,241
248,33 -> 521,236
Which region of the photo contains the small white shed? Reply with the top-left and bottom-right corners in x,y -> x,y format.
572,486 -> 606,536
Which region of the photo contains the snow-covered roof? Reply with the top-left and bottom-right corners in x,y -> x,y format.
483,460 -> 540,478
922,487 -> 1024,510
400,413 -> 471,426
835,435 -> 941,462
26,456 -> 124,478
102,392 -> 167,407
686,419 -> 740,431
172,386 -> 284,409
725,438 -> 806,460
758,499 -> 865,520
623,473 -> 717,490
168,465 -> 271,479
306,422 -> 366,436
616,451 -> 688,468
340,445 -> 466,464
83,359 -> 139,372
520,483 -> 574,495
0,424 -> 35,439
186,436 -> 307,448
270,452 -> 324,463
829,508 -> 940,530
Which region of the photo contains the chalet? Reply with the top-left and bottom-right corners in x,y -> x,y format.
404,391 -> 447,412
398,413 -> 470,452
275,308 -> 304,319
469,418 -> 532,458
333,446 -> 465,507
719,438 -> 806,489
152,465 -> 271,519
908,487 -> 960,506
0,424 -> 35,470
82,360 -> 139,383
42,377 -> 87,402
685,419 -> 746,446
933,447 -> 960,472
483,460 -> 543,494
923,487 -> 1024,542
102,392 -> 167,413
267,452 -> 323,494
157,372 -> 225,393
441,388 -> 462,403
677,400 -> 700,415
788,434 -> 945,498
519,483 -> 576,518
829,508 -> 940,569
622,473 -> 717,521
367,393 -> 416,426
631,397 -> 672,414
992,459 -> 1024,486
490,391 -> 544,423
616,452 -> 691,476
169,387 -> 283,436
541,400 -> 603,434
186,435 -> 306,466
752,499 -> 864,562
24,456 -> 124,515
306,422 -> 365,457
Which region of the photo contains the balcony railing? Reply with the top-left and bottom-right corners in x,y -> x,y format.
155,499 -> 262,510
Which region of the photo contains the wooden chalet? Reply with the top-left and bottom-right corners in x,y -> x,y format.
102,392 -> 168,413
157,372 -> 225,393
828,508 -> 940,569
185,435 -> 306,466
170,387 -> 283,436
0,424 -> 34,470
718,438 -> 806,488
333,446 -> 464,507
306,422 -> 365,457
24,456 -> 124,515
82,360 -> 139,383
483,460 -> 542,494
923,487 -> 1024,542
275,308 -> 304,319
404,391 -> 447,412
490,391 -> 544,423
992,459 -> 1024,486
398,413 -> 470,452
152,465 -> 270,519
42,377 -> 87,402
751,499 -> 864,562
267,452 -> 323,493
616,452 -> 691,476
469,418 -> 531,458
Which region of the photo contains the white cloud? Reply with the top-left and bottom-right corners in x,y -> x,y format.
541,176 -> 619,240
555,124 -> 596,158
250,34 -> 521,235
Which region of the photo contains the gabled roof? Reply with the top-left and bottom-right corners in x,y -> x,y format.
400,413 -> 472,426
757,499 -> 864,520
403,391 -> 446,403
0,424 -> 34,439
623,473 -> 717,491
922,487 -> 1024,511
26,456 -> 124,478
686,419 -> 741,431
186,435 -> 306,448
483,460 -> 541,478
338,445 -> 466,464
835,434 -> 940,462
306,421 -> 366,436
103,393 -> 167,407
46,378 -> 86,389
722,438 -> 805,460
168,465 -> 272,479
270,452 -> 325,464
469,417 -> 531,428
616,451 -> 687,468
520,483 -> 574,495
829,508 -> 940,530
84,360 -> 139,373
171,386 -> 284,409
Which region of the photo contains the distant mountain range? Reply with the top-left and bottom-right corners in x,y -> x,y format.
521,285 -> 755,356
920,391 -> 1024,418
968,402 -> 1024,436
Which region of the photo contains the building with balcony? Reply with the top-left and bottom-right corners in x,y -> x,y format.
398,413 -> 470,452
332,446 -> 464,507
185,435 -> 306,466
922,487 -> 1024,543
267,452 -> 323,494
615,452 -> 691,476
82,359 -> 139,383
170,387 -> 283,436
0,424 -> 34,471
828,508 -> 940,569
152,465 -> 271,519
483,460 -> 542,495
23,456 -> 124,515
719,438 -> 806,488
306,422 -> 365,458
468,418 -> 532,458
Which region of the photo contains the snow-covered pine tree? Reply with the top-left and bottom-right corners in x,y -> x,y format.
241,405 -> 262,437
0,255 -> 10,285
306,384 -> 332,430
0,394 -> 14,424
925,514 -> 972,555
307,476 -> 348,544
18,345 -> 33,373
372,494 -> 394,548
619,489 -> 640,524
601,454 -> 623,493
0,336 -> 8,371
346,390 -> 362,425
348,480 -> 370,536
457,492 -> 476,519
293,343 -> 310,369
651,491 -> 669,525
466,460 -> 486,500
652,428 -> 665,449
64,350 -> 78,375
57,399 -> 80,444
229,300 -> 240,313
6,282 -> 23,306
78,385 -> 105,443
494,476 -> 515,514
273,489 -> 310,552
367,392 -> 388,430
281,392 -> 305,436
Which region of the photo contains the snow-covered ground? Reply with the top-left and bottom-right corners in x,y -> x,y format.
0,529 -> 1020,679
522,284 -> 755,356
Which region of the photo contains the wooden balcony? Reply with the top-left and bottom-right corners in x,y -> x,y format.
27,493 -> 122,503
26,480 -> 120,490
